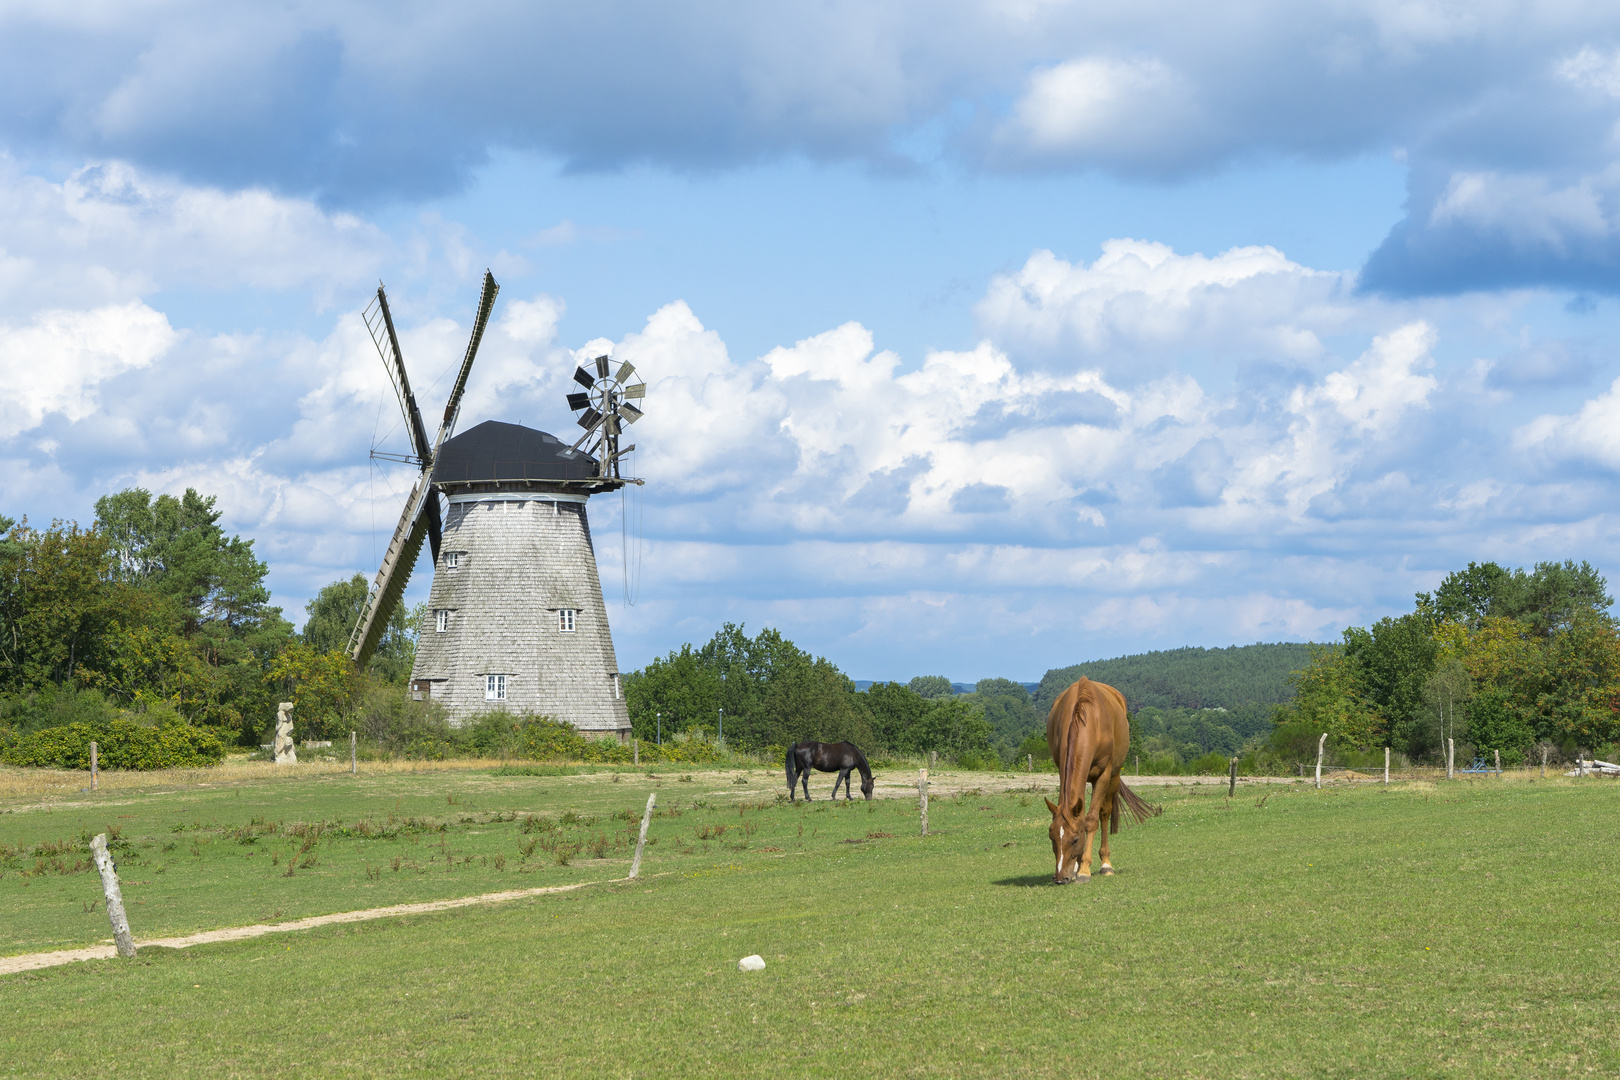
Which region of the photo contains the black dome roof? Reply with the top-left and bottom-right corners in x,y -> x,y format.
430,421 -> 601,487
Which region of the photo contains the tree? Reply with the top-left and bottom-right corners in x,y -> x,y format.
1420,559 -> 1612,640
907,675 -> 954,700
265,643 -> 358,741
970,677 -> 1041,758
1421,659 -> 1473,753
0,521 -> 122,693
301,574 -> 419,684
865,681 -> 991,755
1342,614 -> 1439,756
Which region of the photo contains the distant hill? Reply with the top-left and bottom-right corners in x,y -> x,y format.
1034,643 -> 1316,716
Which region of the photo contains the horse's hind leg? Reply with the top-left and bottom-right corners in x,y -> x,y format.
1097,767 -> 1121,875
833,770 -> 849,800
800,772 -> 812,801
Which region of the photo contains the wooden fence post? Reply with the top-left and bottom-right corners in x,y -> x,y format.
1314,733 -> 1326,790
1026,754 -> 1033,773
1494,749 -> 1501,777
628,792 -> 656,879
89,834 -> 136,958
929,751 -> 936,772
1541,746 -> 1547,779
634,739 -> 639,768
1228,757 -> 1237,797
1447,738 -> 1455,780
90,740 -> 98,791
1384,746 -> 1390,787
350,731 -> 356,775
919,769 -> 929,837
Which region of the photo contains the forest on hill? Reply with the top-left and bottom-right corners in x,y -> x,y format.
1034,643 -> 1315,715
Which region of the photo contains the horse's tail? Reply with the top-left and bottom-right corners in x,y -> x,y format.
785,744 -> 799,789
1114,780 -> 1162,825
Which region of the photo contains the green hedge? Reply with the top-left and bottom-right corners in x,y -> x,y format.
394,712 -> 733,763
2,716 -> 226,770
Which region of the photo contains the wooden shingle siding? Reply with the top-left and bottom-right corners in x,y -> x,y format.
410,493 -> 630,737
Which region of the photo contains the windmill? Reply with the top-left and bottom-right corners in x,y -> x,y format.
349,276 -> 643,738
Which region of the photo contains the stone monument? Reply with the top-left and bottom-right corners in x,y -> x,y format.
273,702 -> 297,765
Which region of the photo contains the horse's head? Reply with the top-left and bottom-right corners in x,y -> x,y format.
1045,797 -> 1085,884
860,773 -> 874,800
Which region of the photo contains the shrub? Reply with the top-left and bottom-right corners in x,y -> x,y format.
2,711 -> 226,770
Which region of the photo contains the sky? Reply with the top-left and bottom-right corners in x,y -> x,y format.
6,1 -> 1620,682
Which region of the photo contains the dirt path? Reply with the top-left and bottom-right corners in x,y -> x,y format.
0,877 -> 620,977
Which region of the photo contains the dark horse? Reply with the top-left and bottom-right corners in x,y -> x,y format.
785,741 -> 874,802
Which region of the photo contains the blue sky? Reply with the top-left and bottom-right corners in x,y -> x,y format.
5,2 -> 1620,682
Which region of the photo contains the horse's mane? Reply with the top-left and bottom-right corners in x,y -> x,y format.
1059,679 -> 1094,811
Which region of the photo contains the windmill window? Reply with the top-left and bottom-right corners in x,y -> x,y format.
485,674 -> 508,701
559,609 -> 577,633
435,609 -> 449,633
445,551 -> 459,569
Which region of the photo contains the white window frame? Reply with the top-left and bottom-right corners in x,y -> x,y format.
559,608 -> 577,633
434,609 -> 449,633
445,551 -> 459,569
613,675 -> 621,699
485,674 -> 507,701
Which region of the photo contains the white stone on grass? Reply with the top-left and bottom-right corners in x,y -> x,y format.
737,955 -> 766,971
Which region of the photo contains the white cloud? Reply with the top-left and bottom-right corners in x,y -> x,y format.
0,158 -> 388,314
1515,373 -> 1620,470
0,301 -> 176,431
997,55 -> 1201,166
975,240 -> 1361,372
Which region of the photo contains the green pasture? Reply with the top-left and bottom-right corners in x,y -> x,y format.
2,765 -> 1618,1078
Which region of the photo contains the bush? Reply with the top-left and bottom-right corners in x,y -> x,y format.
2,709 -> 226,770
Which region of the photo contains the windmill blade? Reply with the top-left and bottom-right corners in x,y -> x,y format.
370,286 -> 434,467
577,407 -> 602,430
425,489 -> 443,565
573,366 -> 595,389
622,383 -> 645,399
348,472 -> 435,666
566,391 -> 590,411
615,361 -> 636,382
595,355 -> 611,379
434,270 -> 500,447
619,402 -> 644,424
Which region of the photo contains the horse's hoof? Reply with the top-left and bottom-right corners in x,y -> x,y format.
1099,865 -> 1115,876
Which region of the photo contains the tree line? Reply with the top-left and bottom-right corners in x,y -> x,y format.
1273,560 -> 1620,766
0,488 -> 417,755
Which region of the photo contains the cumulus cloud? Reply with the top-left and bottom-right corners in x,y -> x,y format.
975,240 -> 1363,376
0,301 -> 176,431
1515,375 -> 1620,471
0,158 -> 388,313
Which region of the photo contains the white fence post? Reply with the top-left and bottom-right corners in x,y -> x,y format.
1314,734 -> 1326,790
90,740 -> 98,791
1447,738 -> 1455,780
90,834 -> 136,958
629,792 -> 656,879
350,731 -> 356,775
1384,746 -> 1390,786
1541,746 -> 1547,780
919,769 -> 929,836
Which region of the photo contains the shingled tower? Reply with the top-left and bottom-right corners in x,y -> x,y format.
348,275 -> 644,738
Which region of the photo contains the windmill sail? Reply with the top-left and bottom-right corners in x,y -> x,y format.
347,273 -> 500,667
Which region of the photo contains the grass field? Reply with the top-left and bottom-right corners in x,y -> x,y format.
2,761 -> 1617,1078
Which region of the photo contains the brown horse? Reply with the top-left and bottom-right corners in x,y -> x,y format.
1044,677 -> 1159,883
